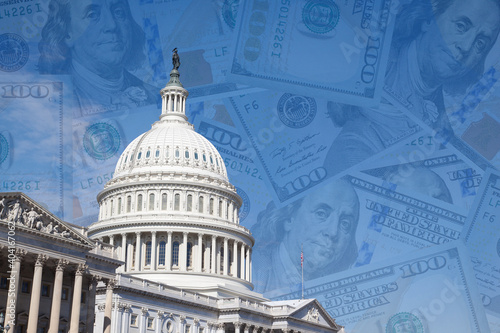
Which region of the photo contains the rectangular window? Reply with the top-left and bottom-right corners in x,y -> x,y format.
61,287 -> 69,300
131,314 -> 138,327
149,193 -> 155,210
41,283 -> 51,297
21,280 -> 31,293
137,194 -> 143,212
118,197 -> 122,214
0,276 -> 8,289
185,324 -> 191,333
187,194 -> 192,211
147,317 -> 154,329
127,196 -> 131,213
161,193 -> 167,210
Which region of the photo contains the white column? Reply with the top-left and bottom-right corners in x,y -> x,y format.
240,243 -> 245,279
197,233 -> 203,272
27,254 -> 48,332
232,241 -> 238,276
223,238 -> 228,276
121,233 -> 127,272
109,234 -> 115,246
211,235 -> 216,274
249,249 -> 252,283
246,248 -> 250,282
151,231 -> 157,271
48,259 -> 68,333
166,231 -> 172,271
103,280 -> 115,333
127,240 -> 133,272
135,232 -> 141,271
181,232 -> 188,271
6,249 -> 26,333
217,322 -> 225,333
69,263 -> 86,333
155,311 -> 164,333
234,322 -> 242,333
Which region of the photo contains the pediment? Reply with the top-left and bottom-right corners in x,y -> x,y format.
0,192 -> 93,247
289,299 -> 341,329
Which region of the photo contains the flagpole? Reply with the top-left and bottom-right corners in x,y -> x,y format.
301,244 -> 304,300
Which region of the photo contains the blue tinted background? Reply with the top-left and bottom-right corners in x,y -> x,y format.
1,0 -> 500,331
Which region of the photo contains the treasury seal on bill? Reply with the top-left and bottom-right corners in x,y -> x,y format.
0,33 -> 29,72
277,93 -> 317,128
222,0 -> 239,29
0,133 -> 9,165
302,0 -> 340,34
386,312 -> 423,333
236,187 -> 250,222
83,123 -> 121,160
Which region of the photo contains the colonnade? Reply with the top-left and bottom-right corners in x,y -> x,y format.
4,249 -> 114,333
104,231 -> 251,282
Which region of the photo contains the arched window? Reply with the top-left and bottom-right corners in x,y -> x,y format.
218,200 -> 223,217
172,241 -> 180,266
198,196 -> 204,213
117,197 -> 122,215
137,194 -> 143,212
187,242 -> 193,268
110,199 -> 114,216
187,194 -> 192,212
146,150 -> 150,158
161,193 -> 167,210
155,149 -> 160,158
209,198 -> 214,215
127,196 -> 131,213
185,150 -> 189,159
149,193 -> 155,210
145,241 -> 152,266
159,241 -> 166,266
174,193 -> 180,211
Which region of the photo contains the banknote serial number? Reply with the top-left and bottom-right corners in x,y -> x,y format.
3,181 -> 40,191
0,4 -> 42,19
271,0 -> 291,58
223,157 -> 262,179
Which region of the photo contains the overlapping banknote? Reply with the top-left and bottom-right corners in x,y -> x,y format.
0,0 -> 167,117
462,169 -> 500,332
361,140 -> 483,211
251,171 -> 468,293
0,80 -> 72,220
269,243 -> 490,333
230,0 -> 395,105
225,90 -> 421,205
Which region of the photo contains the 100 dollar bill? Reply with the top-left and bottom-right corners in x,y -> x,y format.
230,0 -> 395,105
270,243 -> 490,333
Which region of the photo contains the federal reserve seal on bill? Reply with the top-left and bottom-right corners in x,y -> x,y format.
83,123 -> 121,160
0,33 -> 29,72
277,93 -> 317,128
386,312 -> 423,333
222,0 -> 239,29
302,0 -> 340,34
236,187 -> 250,222
0,133 -> 9,165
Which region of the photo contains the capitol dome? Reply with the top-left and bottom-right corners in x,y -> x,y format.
88,66 -> 257,299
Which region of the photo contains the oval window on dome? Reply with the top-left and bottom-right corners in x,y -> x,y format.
185,150 -> 189,159
194,152 -> 199,160
210,156 -> 213,164
146,150 -> 150,158
124,155 -> 128,163
175,149 -> 180,158
166,148 -> 169,158
155,150 -> 160,158
216,158 -> 219,166
137,152 -> 142,160
203,154 -> 206,162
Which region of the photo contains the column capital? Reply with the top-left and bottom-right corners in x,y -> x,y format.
218,322 -> 225,330
233,321 -> 242,328
167,231 -> 173,236
151,230 -> 157,235
75,263 -> 88,275
135,231 -> 141,236
179,315 -> 186,322
34,253 -> 49,266
157,310 -> 165,318
141,307 -> 149,315
224,237 -> 228,242
183,231 -> 188,236
15,248 -> 28,261
106,279 -> 116,289
55,258 -> 69,271
194,318 -> 200,325
121,232 -> 127,237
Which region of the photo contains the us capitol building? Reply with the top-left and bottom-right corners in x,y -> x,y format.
0,60 -> 343,333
